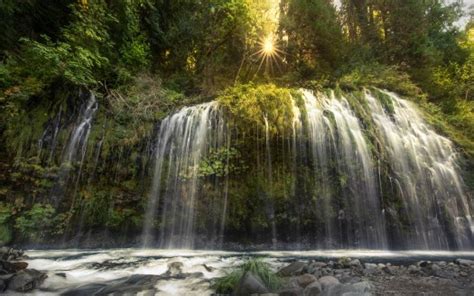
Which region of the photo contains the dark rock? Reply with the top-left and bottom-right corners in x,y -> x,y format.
278,262 -> 307,277
382,266 -> 394,275
166,261 -> 183,276
7,269 -> 47,292
337,257 -> 351,268
0,260 -> 28,274
55,272 -> 67,278
318,276 -> 340,291
279,287 -> 303,296
304,280 -> 322,296
0,279 -> 6,292
455,259 -> 474,266
297,274 -> 317,288
234,271 -> 269,296
61,274 -> 161,296
203,264 -> 215,272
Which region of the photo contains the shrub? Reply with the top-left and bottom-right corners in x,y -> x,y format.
212,258 -> 281,294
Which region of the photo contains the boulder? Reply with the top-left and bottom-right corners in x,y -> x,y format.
349,259 -> 361,269
0,260 -> 28,273
278,262 -> 307,277
297,274 -> 317,288
166,261 -> 183,276
7,269 -> 47,292
455,259 -> 474,266
61,274 -> 162,296
304,280 -> 322,296
318,276 -> 340,291
364,263 -> 377,270
234,272 -> 269,296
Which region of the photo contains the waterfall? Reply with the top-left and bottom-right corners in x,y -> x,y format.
49,92 -> 98,207
142,102 -> 225,248
366,90 -> 473,249
141,89 -> 472,250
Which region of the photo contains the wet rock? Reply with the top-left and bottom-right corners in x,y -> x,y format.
318,276 -> 340,291
0,260 -> 28,273
304,280 -> 322,296
166,261 -> 183,276
297,274 -> 317,288
7,269 -> 47,292
234,271 -> 269,296
61,274 -> 161,296
55,272 -> 67,278
278,262 -> 307,276
203,264 -> 215,272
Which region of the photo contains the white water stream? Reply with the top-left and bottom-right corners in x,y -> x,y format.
18,249 -> 474,295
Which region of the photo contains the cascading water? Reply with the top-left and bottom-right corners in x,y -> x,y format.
142,102 -> 226,248
141,89 -> 472,250
49,92 -> 98,207
366,90 -> 473,249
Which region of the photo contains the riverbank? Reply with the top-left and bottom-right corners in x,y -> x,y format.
4,248 -> 472,295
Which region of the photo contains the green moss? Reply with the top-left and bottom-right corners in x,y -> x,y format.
218,83 -> 295,136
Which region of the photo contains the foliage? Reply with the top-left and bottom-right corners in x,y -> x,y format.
198,147 -> 247,177
14,203 -> 57,242
218,83 -> 294,135
338,63 -> 423,98
213,258 -> 281,293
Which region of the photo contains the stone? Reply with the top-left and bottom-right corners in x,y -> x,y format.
364,263 -> 377,270
352,281 -> 372,293
324,282 -> 373,296
0,279 -> 5,292
166,261 -> 183,276
278,262 -> 307,277
304,280 -> 322,296
377,263 -> 385,269
455,259 -> 474,266
297,274 -> 317,288
279,287 -> 304,296
349,259 -> 362,268
408,265 -> 420,274
0,260 -> 28,273
318,275 -> 340,291
234,272 -> 269,296
337,257 -> 352,268
382,266 -> 394,275
61,274 -> 160,296
7,269 -> 47,292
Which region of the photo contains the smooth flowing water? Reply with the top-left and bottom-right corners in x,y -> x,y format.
18,248 -> 474,295
49,93 -> 98,207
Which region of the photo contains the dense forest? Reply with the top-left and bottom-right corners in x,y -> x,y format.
0,0 -> 473,249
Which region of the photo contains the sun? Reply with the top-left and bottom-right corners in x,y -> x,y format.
263,37 -> 275,55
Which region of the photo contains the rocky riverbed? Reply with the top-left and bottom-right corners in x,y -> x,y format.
2,248 -> 474,295
250,257 -> 474,296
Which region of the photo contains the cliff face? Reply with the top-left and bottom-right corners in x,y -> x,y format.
0,85 -> 472,250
